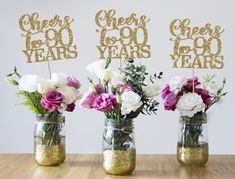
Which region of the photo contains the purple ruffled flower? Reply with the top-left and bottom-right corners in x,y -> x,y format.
162,84 -> 171,99
66,102 -> 76,112
195,88 -> 212,106
93,93 -> 116,112
79,92 -> 98,108
95,84 -> 105,93
40,91 -> 63,112
123,83 -> 133,92
67,76 -> 81,89
164,91 -> 180,111
185,77 -> 201,91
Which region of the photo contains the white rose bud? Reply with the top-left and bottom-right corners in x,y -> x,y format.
89,86 -> 97,93
97,69 -> 112,83
116,95 -> 122,104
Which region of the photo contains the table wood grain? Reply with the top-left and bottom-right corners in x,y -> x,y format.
0,154 -> 235,179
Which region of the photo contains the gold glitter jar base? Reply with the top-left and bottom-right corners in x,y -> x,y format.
103,149 -> 136,175
34,144 -> 66,166
177,143 -> 208,167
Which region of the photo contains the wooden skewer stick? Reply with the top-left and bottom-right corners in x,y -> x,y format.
47,60 -> 52,79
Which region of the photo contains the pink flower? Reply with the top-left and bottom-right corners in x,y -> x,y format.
116,83 -> 133,95
93,93 -> 115,112
67,76 -> 81,89
164,92 -> 180,111
123,83 -> 133,92
162,84 -> 171,99
95,84 -> 105,93
195,88 -> 212,106
79,92 -> 98,108
66,102 -> 76,112
40,91 -> 63,112
185,77 -> 201,91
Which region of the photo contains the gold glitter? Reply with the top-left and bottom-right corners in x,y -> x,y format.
19,12 -> 78,63
95,9 -> 151,59
177,142 -> 208,167
103,149 -> 136,175
34,138 -> 66,166
169,19 -> 224,69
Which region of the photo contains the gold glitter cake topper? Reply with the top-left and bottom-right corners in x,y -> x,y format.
95,9 -> 151,59
19,12 -> 78,63
169,19 -> 224,69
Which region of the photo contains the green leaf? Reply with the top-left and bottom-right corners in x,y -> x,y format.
6,79 -> 18,86
17,91 -> 47,114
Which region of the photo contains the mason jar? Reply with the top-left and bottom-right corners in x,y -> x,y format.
102,118 -> 136,175
34,113 -> 66,166
177,112 -> 208,166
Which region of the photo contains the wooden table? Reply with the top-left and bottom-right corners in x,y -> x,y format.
0,154 -> 235,179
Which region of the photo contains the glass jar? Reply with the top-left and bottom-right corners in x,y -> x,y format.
34,113 -> 66,166
177,112 -> 208,167
102,118 -> 136,175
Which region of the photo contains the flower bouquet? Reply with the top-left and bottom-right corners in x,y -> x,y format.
162,75 -> 227,166
80,59 -> 162,175
6,66 -> 81,166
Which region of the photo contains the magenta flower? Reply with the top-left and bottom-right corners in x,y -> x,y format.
185,77 -> 201,91
40,91 -> 63,112
95,84 -> 105,93
123,83 -> 133,92
67,76 -> 81,89
93,93 -> 115,112
162,84 -> 171,99
66,102 -> 76,112
79,92 -> 98,108
116,83 -> 133,95
195,88 -> 212,106
164,92 -> 180,111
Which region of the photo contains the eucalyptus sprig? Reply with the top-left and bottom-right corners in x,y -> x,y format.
122,59 -> 162,115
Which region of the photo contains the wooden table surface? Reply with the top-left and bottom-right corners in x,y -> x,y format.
0,154 -> 235,179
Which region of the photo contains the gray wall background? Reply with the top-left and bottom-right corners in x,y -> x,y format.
0,0 -> 234,154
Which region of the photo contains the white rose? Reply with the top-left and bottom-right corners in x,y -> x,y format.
50,73 -> 67,87
86,61 -> 106,76
169,76 -> 187,91
143,81 -> 161,98
57,86 -> 78,104
37,78 -> 54,94
121,91 -> 143,115
110,71 -> 125,87
18,75 -> 40,92
97,69 -> 112,83
176,93 -> 205,117
204,81 -> 219,96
